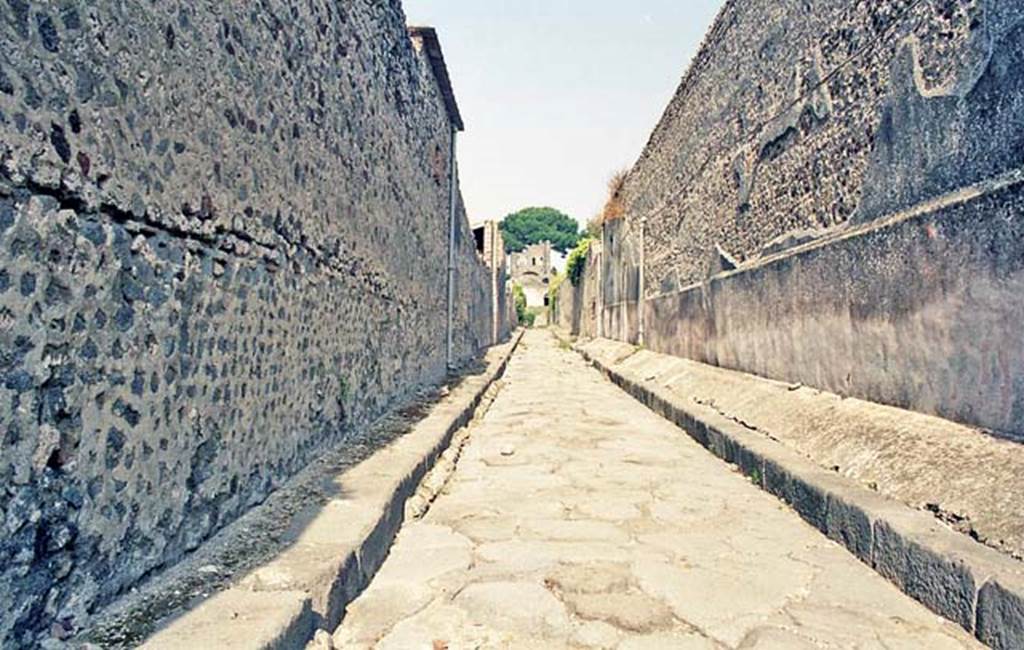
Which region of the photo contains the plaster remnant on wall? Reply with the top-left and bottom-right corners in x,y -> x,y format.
756,227 -> 831,259
854,0 -> 1024,223
707,244 -> 740,279
735,46 -> 834,210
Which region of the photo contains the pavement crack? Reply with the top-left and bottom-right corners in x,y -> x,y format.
693,396 -> 782,443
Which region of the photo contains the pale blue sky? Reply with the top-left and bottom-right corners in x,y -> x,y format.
402,0 -> 724,226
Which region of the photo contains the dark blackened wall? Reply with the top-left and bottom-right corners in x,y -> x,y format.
0,1 -> 495,644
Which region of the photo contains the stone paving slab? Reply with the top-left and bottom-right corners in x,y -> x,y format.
332,330 -> 981,649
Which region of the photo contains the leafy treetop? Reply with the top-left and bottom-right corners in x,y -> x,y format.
499,207 -> 581,254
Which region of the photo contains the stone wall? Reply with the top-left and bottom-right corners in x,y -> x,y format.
624,0 -> 996,292
552,278 -> 576,333
552,241 -> 602,340
560,0 -> 1024,437
473,220 -> 513,344
0,1 -> 500,645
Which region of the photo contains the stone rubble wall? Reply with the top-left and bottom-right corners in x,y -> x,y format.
0,0 -> 501,645
559,0 -> 1024,437
627,0 -> 992,291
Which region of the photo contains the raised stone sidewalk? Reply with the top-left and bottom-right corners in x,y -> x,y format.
569,331 -> 1024,649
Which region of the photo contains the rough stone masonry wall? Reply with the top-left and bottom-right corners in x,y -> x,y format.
574,0 -> 1024,437
625,0 -> 992,291
0,1 -> 496,645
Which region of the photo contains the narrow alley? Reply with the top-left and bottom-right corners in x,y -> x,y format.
3,0 -> 1023,647
332,330 -> 978,649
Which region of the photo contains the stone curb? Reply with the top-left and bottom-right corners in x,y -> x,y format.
140,331 -> 524,650
557,331 -> 1024,650
141,590 -> 315,650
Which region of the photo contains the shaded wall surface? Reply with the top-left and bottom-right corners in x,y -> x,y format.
561,0 -> 1024,438
0,1 -> 498,644
553,255 -> 597,339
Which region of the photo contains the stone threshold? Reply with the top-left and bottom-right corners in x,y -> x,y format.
138,330 -> 524,650
554,329 -> 1024,650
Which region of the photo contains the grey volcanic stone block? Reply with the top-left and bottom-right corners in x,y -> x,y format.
731,444 -> 765,486
977,579 -> 1024,649
323,551 -> 362,633
824,494 -> 873,564
764,459 -> 829,533
686,415 -> 710,449
707,426 -> 763,483
704,425 -> 728,462
872,520 -> 977,631
358,483 -> 407,584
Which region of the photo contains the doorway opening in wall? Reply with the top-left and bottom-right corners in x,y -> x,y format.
473,225 -> 485,256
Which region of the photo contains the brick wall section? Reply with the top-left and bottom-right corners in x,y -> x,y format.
0,1 -> 498,644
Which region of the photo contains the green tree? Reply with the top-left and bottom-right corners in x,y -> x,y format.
500,207 -> 581,254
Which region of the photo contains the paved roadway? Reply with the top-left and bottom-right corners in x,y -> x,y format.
333,330 -> 979,649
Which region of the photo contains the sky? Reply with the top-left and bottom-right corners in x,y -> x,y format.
402,0 -> 725,227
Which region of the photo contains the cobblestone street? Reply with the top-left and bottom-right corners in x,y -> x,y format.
333,330 -> 979,649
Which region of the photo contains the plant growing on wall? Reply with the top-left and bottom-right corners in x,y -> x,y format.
548,272 -> 565,307
600,169 -> 628,224
566,237 -> 593,286
513,282 -> 528,322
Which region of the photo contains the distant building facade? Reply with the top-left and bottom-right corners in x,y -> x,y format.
473,221 -> 513,342
509,241 -> 554,308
